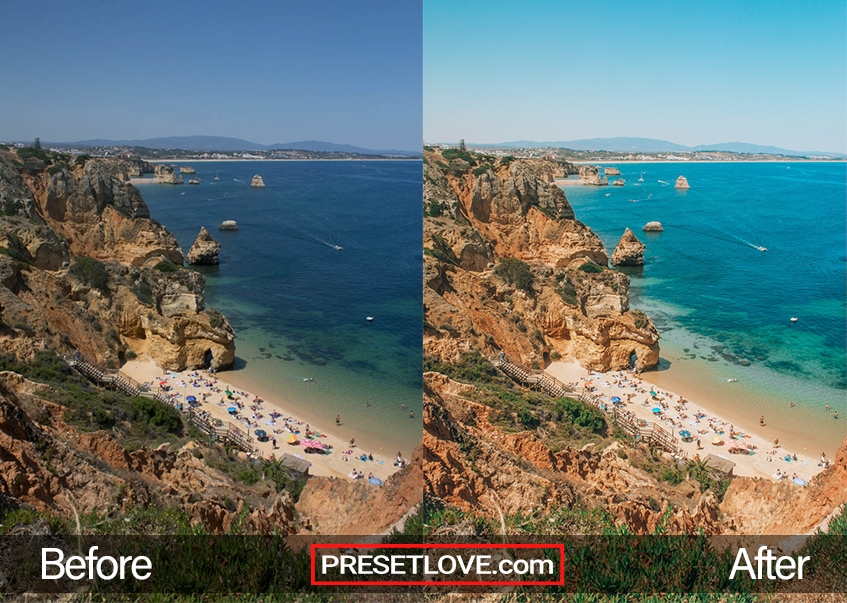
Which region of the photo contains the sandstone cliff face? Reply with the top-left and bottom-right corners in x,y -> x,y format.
424,149 -> 659,372
423,373 -> 721,534
0,150 -> 234,371
0,373 -> 296,534
186,227 -> 221,265
611,228 -> 646,266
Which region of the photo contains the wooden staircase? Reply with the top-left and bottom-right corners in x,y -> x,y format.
67,353 -> 259,457
491,353 -> 685,457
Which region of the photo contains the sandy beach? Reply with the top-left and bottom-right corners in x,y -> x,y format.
121,360 -> 406,483
546,361 -> 837,483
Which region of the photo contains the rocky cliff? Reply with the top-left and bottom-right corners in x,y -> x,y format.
424,148 -> 659,373
611,227 -> 646,266
0,147 -> 234,371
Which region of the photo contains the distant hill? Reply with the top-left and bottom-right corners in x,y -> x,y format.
472,137 -> 844,158
48,135 -> 419,156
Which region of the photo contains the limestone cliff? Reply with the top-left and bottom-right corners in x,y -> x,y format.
0,148 -> 234,371
250,174 -> 265,188
674,175 -> 690,189
424,148 -> 659,373
611,227 -> 646,266
186,227 -> 221,265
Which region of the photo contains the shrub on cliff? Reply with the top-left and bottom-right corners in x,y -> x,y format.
578,261 -> 604,274
495,258 -> 534,292
70,256 -> 109,290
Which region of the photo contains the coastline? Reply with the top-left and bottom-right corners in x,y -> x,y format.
546,360 -> 839,482
121,359 -> 406,483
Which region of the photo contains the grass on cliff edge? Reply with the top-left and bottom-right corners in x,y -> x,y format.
425,350 -> 607,448
0,351 -> 185,450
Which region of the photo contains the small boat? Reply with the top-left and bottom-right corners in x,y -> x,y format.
638,172 -> 644,182
757,246 -> 767,252
333,245 -> 343,250
727,378 -> 738,383
213,171 -> 220,181
790,317 -> 798,323
303,377 -> 314,382
366,316 -> 374,322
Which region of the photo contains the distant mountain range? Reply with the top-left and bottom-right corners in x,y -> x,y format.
45,135 -> 419,157
472,137 -> 845,158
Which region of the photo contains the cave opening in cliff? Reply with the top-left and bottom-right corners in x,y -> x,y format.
629,351 -> 638,369
204,349 -> 213,369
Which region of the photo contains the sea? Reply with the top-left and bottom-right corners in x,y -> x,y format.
138,160 -> 422,456
562,162 -> 846,454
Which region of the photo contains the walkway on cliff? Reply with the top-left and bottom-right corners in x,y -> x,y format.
66,354 -> 259,457
490,354 -> 685,458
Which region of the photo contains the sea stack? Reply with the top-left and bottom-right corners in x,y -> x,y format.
674,175 -> 690,189
612,178 -> 625,187
578,165 -> 607,186
218,220 -> 239,231
643,221 -> 664,232
604,167 -> 621,176
186,227 -> 221,265
250,174 -> 266,188
611,228 -> 646,266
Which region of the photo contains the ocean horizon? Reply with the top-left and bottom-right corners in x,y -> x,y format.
137,160 -> 423,456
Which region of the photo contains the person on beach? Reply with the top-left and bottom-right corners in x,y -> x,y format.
773,437 -> 779,447
759,416 -> 765,426
335,415 -> 341,426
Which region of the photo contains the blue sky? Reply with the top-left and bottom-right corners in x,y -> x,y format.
0,0 -> 422,150
425,0 -> 847,153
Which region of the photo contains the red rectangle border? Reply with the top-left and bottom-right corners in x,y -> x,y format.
310,543 -> 566,586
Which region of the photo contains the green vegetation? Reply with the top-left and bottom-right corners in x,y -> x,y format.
131,275 -> 154,305
495,257 -> 534,291
70,256 -> 109,290
473,163 -> 493,176
631,308 -> 649,329
154,260 -> 181,272
0,351 -> 184,450
207,307 -> 225,329
556,396 -> 605,432
441,147 -> 477,166
557,275 -> 579,305
579,261 -> 605,274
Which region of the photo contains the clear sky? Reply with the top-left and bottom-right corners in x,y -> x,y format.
425,0 -> 847,153
0,0 -> 422,151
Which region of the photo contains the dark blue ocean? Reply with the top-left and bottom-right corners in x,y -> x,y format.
138,160 -> 422,453
563,162 -> 846,449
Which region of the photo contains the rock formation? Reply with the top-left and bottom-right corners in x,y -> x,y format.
604,167 -> 621,176
153,164 -> 182,184
179,166 -> 196,174
424,148 -> 659,373
219,220 -> 239,231
612,178 -> 625,186
0,148 -> 235,371
611,228 -> 646,266
643,221 -> 664,232
578,165 -> 607,186
250,174 -> 265,188
674,175 -> 690,189
186,227 -> 221,265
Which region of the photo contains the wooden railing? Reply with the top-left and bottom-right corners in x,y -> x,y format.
67,353 -> 259,457
490,353 -> 685,457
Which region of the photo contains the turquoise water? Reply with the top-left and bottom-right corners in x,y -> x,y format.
138,161 -> 422,454
563,162 -> 846,446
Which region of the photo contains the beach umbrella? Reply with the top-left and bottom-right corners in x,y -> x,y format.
186,395 -> 197,402
649,390 -> 657,396
611,396 -> 621,403
287,434 -> 298,445
679,430 -> 691,439
712,436 -> 724,445
254,429 -> 267,439
652,407 -> 662,414
227,406 -> 237,414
